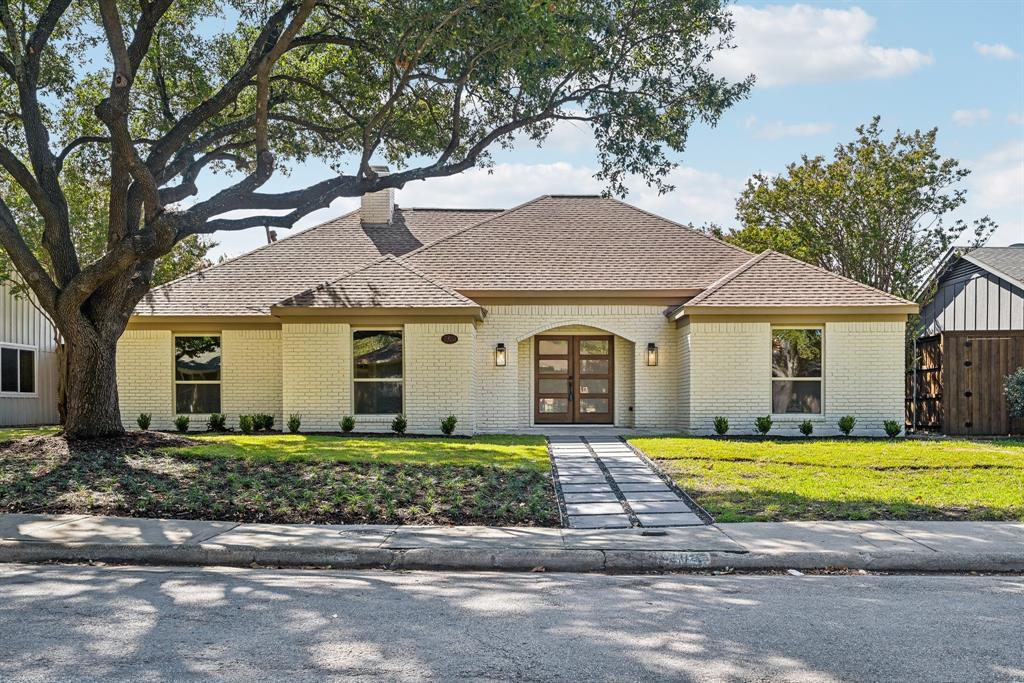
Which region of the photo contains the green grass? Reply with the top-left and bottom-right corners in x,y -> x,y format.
630,437 -> 1024,523
0,432 -> 558,526
0,426 -> 60,441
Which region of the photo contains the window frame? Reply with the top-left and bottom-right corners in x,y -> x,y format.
351,327 -> 405,417
172,333 -> 222,415
0,342 -> 37,398
770,326 -> 824,416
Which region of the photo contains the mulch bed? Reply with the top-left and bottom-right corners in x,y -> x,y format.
0,433 -> 559,527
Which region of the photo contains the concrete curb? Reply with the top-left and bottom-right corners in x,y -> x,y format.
4,540 -> 1023,573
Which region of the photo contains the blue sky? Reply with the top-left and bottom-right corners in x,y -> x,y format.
209,0 -> 1024,259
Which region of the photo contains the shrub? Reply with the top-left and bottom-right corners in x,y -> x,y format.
1005,368 -> 1024,418
883,420 -> 902,438
239,414 -> 254,434
713,416 -> 729,436
136,413 -> 151,431
340,415 -> 355,433
288,414 -> 302,433
754,415 -> 772,435
174,415 -> 190,433
253,413 -> 274,431
799,420 -> 814,437
838,415 -> 857,436
207,413 -> 227,431
440,414 -> 458,435
391,414 -> 407,435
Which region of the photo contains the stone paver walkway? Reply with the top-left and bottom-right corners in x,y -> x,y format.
548,435 -> 704,529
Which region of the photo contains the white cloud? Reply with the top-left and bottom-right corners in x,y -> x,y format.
752,121 -> 834,140
952,108 -> 991,126
973,42 -> 1019,60
968,140 -> 1024,209
1008,113 -> 1024,125
714,4 -> 933,86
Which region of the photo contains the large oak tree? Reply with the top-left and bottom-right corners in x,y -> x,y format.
0,0 -> 750,437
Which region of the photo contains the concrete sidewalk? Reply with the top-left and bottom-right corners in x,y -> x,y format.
1,513 -> 1023,573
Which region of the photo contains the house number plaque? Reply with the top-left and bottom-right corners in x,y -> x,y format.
441,334 -> 459,345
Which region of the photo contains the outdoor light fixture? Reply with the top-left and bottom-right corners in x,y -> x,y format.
647,342 -> 659,366
495,342 -> 507,367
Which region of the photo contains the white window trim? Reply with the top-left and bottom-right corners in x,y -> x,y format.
351,327 -> 405,417
770,325 -> 824,417
0,342 -> 38,398
172,333 -> 222,415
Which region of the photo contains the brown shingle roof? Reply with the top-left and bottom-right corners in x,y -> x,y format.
275,256 -> 479,310
136,207 -> 501,316
401,195 -> 753,291
679,250 -> 917,312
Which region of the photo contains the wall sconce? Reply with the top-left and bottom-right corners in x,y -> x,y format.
647,342 -> 658,367
495,342 -> 507,367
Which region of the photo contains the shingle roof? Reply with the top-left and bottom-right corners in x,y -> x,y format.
966,247 -> 1024,286
136,207 -> 501,316
275,256 -> 478,310
679,250 -> 917,311
401,195 -> 753,291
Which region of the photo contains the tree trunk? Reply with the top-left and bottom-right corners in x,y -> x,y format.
62,331 -> 125,439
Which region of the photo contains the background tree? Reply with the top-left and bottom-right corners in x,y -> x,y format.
0,0 -> 751,438
723,117 -> 994,299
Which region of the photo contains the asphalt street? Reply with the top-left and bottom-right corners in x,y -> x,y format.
0,563 -> 1021,682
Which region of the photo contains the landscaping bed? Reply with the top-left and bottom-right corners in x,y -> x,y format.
0,430 -> 558,527
630,436 -> 1024,523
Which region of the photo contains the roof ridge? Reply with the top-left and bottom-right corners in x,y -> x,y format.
761,250 -> 916,305
684,249 -> 774,306
603,196 -> 754,259
275,254 -> 394,306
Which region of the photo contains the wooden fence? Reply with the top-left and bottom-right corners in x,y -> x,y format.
907,331 -> 1024,435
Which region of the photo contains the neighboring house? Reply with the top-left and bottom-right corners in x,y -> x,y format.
123,179 -> 917,436
911,245 -> 1024,435
1,280 -> 60,426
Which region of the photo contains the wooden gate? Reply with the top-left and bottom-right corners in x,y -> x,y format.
942,331 -> 1024,435
907,335 -> 942,431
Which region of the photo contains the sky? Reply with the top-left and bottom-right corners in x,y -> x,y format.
207,0 -> 1024,260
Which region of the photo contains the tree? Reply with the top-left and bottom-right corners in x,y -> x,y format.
0,1 -> 751,438
726,117 -> 994,299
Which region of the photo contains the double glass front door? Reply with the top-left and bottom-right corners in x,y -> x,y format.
534,335 -> 614,424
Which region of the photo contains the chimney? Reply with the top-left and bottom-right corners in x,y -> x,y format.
360,165 -> 394,225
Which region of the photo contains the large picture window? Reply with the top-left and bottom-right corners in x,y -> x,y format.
771,328 -> 822,414
353,330 -> 403,414
0,344 -> 35,395
174,336 -> 221,414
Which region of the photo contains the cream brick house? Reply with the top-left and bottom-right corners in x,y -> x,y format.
122,185 -> 917,436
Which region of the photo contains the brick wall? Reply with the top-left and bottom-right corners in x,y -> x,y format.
404,322 -> 476,434
281,322 -> 350,431
117,329 -> 174,430
823,321 -> 906,435
222,329 -> 282,428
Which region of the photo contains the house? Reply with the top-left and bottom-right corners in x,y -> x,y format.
1,280 -> 60,426
122,181 -> 917,436
910,245 -> 1024,435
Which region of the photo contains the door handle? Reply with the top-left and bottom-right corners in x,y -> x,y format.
568,377 -> 574,403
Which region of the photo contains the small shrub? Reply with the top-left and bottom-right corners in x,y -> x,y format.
288,413 -> 302,433
391,414 -> 407,435
754,415 -> 772,435
883,419 -> 902,438
207,412 -> 227,431
239,414 -> 254,434
1005,367 -> 1024,418
838,415 -> 857,436
174,415 -> 190,433
440,414 -> 458,435
799,420 -> 814,437
253,413 -> 274,431
136,413 -> 151,431
713,416 -> 729,436
340,415 -> 355,433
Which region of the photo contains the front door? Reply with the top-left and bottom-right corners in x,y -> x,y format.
534,335 -> 614,424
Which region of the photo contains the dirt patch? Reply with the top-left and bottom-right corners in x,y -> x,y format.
0,431 -> 198,458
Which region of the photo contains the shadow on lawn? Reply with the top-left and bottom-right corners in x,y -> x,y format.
0,433 -> 559,527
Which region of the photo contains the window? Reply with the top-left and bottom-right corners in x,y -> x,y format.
353,330 -> 403,414
0,345 -> 35,395
174,336 -> 221,413
771,328 -> 822,414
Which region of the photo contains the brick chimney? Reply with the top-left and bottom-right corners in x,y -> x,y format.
360,165 -> 394,225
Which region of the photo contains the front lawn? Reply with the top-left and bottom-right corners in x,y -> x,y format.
0,431 -> 557,526
630,437 -> 1024,523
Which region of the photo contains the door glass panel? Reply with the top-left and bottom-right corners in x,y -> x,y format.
539,398 -> 568,413
538,379 -> 568,394
579,340 -> 609,355
538,339 -> 569,355
580,358 -> 609,374
578,378 -> 608,395
538,358 -> 568,374
579,398 -> 609,414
